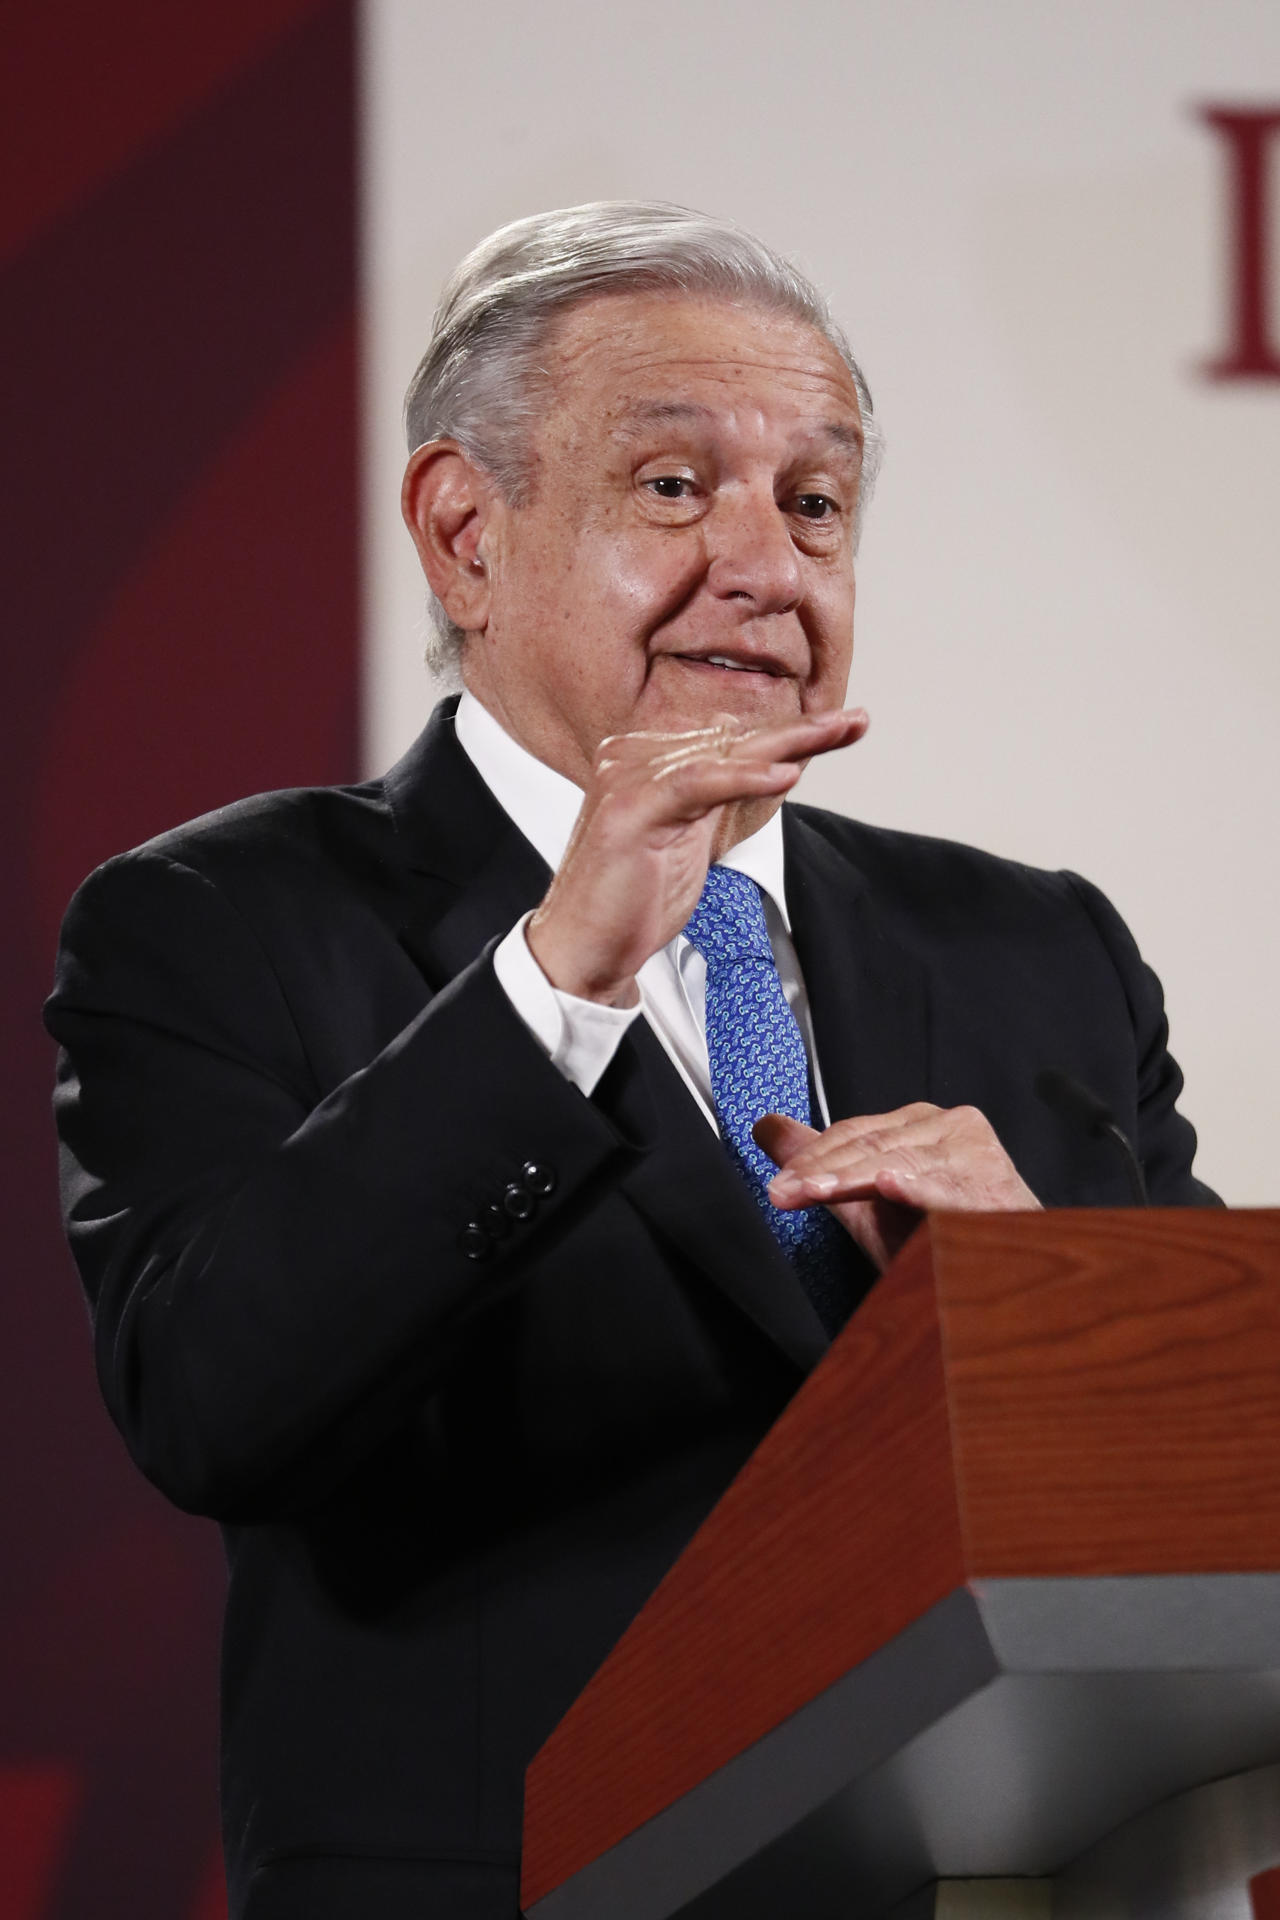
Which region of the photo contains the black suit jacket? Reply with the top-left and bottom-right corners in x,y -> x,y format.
45,697 -> 1216,1919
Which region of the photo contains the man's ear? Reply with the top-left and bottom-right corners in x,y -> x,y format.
401,442 -> 496,633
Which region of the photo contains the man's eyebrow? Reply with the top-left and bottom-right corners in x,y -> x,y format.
818,420 -> 864,456
613,401 -> 864,456
613,401 -> 716,435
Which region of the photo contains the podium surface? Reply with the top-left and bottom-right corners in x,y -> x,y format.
522,1209 -> 1280,1920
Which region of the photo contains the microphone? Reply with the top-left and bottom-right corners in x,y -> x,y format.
1034,1068 -> 1149,1206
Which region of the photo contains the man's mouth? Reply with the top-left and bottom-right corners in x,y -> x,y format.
673,653 -> 787,676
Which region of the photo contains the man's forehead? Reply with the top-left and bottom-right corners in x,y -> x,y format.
542,291 -> 863,433
612,398 -> 863,458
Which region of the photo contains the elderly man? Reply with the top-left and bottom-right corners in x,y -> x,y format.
46,202 -> 1215,1920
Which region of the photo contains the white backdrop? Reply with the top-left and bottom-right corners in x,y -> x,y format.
359,0 -> 1279,1202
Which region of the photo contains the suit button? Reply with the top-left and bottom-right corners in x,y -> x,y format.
458,1223 -> 492,1261
522,1161 -> 556,1196
479,1203 -> 510,1239
503,1183 -> 536,1221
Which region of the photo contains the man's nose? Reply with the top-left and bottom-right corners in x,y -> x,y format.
704,488 -> 803,614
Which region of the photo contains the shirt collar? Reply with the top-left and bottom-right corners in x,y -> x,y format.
453,690 -> 793,932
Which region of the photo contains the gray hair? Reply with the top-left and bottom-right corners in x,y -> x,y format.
404,201 -> 884,676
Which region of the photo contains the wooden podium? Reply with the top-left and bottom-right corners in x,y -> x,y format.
520,1209 -> 1280,1919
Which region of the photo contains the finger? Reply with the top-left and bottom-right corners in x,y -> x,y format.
649,754 -> 803,811
595,713 -> 789,770
645,719 -> 830,777
870,1167 -> 925,1208
763,1110 -> 939,1188
752,1112 -> 820,1167
594,709 -> 868,782
596,721 -> 746,767
768,1147 -> 849,1208
770,1134 -> 940,1205
775,1107 -> 946,1173
643,708 -> 867,778
597,714 -> 867,811
771,1165 -> 878,1207
827,1156 -> 1038,1215
722,707 -> 869,767
764,1107 -> 935,1206
591,746 -> 803,822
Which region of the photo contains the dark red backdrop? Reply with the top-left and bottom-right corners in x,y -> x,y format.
2,8 -> 359,1914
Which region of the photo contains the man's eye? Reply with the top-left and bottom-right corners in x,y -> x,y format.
645,475 -> 695,499
792,493 -> 838,520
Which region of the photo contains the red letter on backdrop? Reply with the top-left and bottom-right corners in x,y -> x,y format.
1197,105 -> 1280,380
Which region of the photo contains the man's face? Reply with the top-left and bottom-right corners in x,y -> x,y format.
463,292 -> 865,787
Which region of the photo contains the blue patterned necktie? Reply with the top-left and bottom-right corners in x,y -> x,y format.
683,865 -> 853,1335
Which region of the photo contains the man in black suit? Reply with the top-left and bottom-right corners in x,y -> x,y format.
46,203 -> 1216,1920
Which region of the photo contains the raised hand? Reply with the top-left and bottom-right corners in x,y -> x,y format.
526,708 -> 867,1005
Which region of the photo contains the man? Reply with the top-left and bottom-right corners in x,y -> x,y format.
46,202 -> 1216,1920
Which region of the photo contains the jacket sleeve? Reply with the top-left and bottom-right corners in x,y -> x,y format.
45,847 -> 633,1521
1062,871 -> 1222,1207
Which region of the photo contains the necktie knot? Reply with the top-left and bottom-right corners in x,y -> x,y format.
682,865 -> 773,965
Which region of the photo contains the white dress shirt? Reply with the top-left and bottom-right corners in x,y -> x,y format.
455,691 -> 830,1130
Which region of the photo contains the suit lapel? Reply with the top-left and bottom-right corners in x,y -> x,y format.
384,699 -> 553,987
397,820 -> 551,990
784,806 -> 933,1123
381,702 -> 828,1373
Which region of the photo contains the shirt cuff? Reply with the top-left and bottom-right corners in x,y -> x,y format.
492,913 -> 642,1098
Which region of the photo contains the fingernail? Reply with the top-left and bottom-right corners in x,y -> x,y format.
807,1174 -> 839,1195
